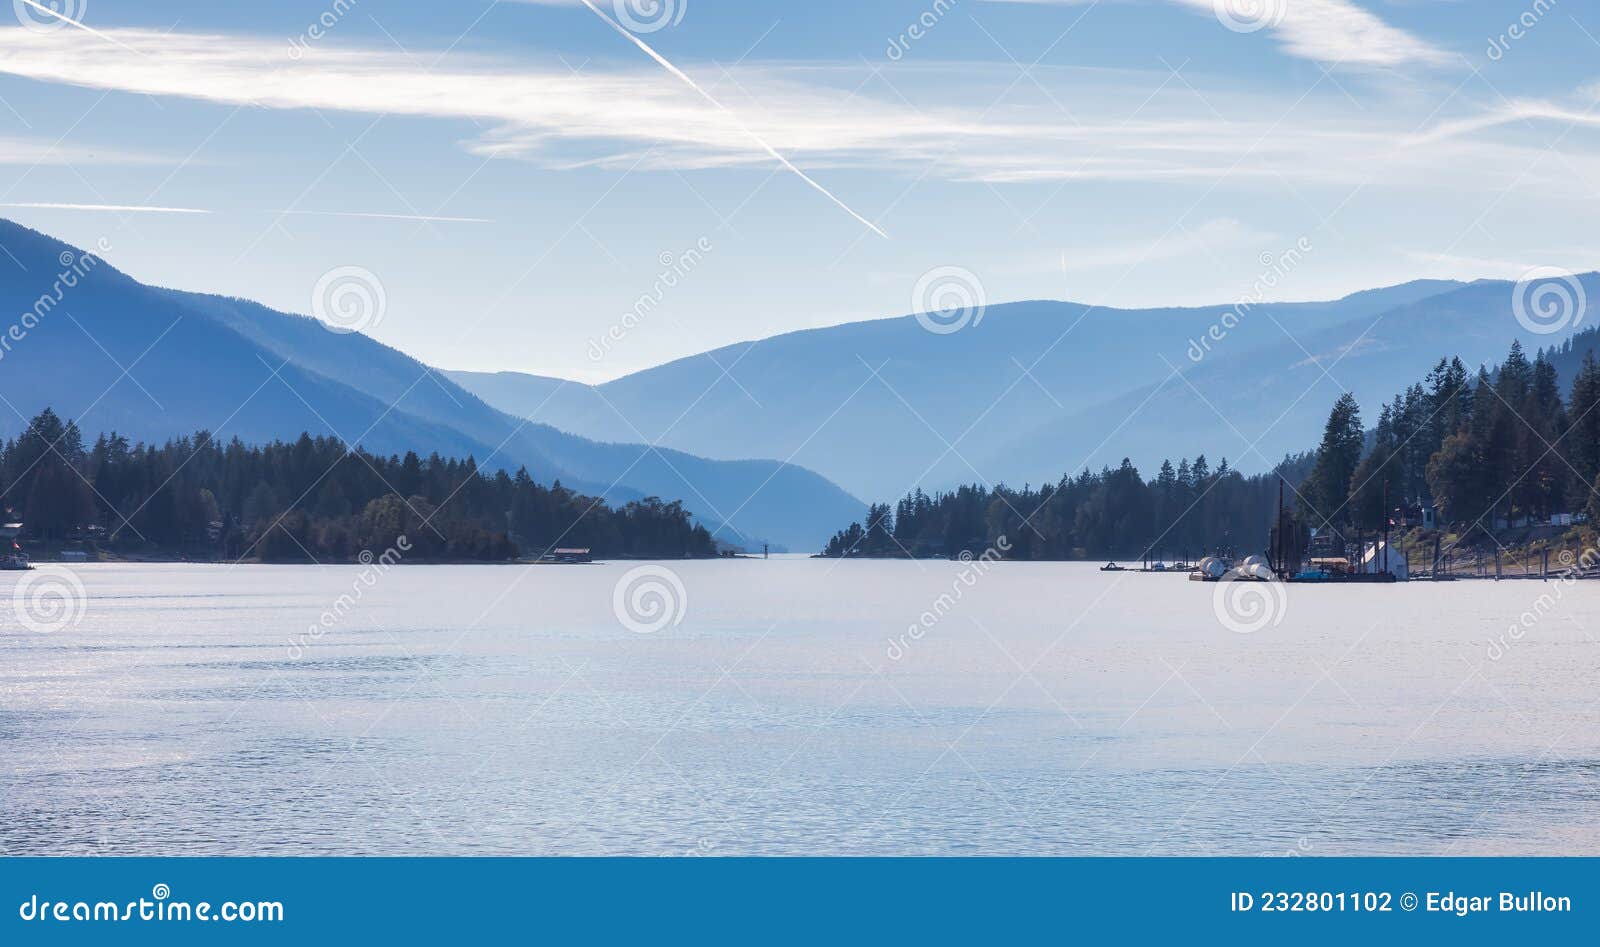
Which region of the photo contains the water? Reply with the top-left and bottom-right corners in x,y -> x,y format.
2,559 -> 1597,855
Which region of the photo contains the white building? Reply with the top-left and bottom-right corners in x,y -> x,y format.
1358,540 -> 1408,580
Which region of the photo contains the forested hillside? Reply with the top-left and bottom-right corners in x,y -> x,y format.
824,338 -> 1599,560
2,408 -> 716,562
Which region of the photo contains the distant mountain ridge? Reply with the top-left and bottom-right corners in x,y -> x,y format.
11,214 -> 1589,552
448,276 -> 1599,502
0,219 -> 864,550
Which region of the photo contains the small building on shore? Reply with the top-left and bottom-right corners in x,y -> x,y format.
1358,541 -> 1408,580
543,548 -> 592,564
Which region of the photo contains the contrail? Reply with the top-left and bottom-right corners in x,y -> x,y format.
576,0 -> 887,239
1,203 -> 495,221
14,0 -> 150,57
1,201 -> 210,214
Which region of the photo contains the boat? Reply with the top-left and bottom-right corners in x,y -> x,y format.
1100,562 -> 1126,572
1221,554 -> 1276,582
1189,555 -> 1231,581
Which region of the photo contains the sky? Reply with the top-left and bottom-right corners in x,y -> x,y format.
0,0 -> 1596,382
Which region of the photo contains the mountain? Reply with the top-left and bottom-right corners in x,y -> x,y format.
441,370 -> 574,422
0,219 -> 863,550
984,277 -> 1600,488
450,278 -> 1584,501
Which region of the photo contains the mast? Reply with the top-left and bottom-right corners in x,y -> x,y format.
1273,478 -> 1283,575
1382,479 -> 1390,576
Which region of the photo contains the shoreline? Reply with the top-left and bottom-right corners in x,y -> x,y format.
7,554 -> 730,566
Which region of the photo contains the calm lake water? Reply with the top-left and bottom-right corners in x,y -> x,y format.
2,558 -> 1597,856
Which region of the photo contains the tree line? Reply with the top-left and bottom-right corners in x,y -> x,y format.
824,337 -> 1600,560
1302,340 -> 1599,540
821,453 -> 1314,560
1,408 -> 716,561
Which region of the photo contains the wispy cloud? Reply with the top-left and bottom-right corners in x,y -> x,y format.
1,203 -> 495,221
1408,86 -> 1600,145
0,201 -> 211,214
0,137 -> 175,166
0,25 -> 1569,195
991,0 -> 1451,68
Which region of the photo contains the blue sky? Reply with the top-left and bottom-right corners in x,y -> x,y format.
0,0 -> 1596,381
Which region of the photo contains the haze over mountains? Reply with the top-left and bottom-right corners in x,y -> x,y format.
0,220 -> 862,550
449,275 -> 1600,504
7,215 -> 1593,553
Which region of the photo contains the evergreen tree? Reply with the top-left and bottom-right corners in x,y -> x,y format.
1302,393 -> 1364,537
1,408 -> 718,562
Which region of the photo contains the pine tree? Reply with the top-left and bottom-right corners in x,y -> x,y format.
1302,393 -> 1364,537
